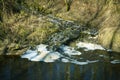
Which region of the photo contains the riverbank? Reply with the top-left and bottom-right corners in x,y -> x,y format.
0,0 -> 120,55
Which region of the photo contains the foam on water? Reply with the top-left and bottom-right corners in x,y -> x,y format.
21,44 -> 83,64
111,60 -> 120,64
30,52 -> 48,61
67,60 -> 99,65
21,42 -> 107,65
37,44 -> 50,53
21,50 -> 38,60
21,44 -> 60,62
87,60 -> 99,63
43,52 -> 61,62
61,58 -> 70,63
71,60 -> 88,65
30,52 -> 60,62
60,45 -> 81,56
61,58 -> 89,65
76,42 -> 105,50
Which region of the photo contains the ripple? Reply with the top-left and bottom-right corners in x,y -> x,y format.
111,60 -> 120,64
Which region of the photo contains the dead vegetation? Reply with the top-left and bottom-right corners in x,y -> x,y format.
0,0 -> 120,54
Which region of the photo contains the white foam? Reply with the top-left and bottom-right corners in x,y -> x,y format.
60,58 -> 89,65
111,60 -> 120,64
71,60 -> 88,65
21,43 -> 102,65
107,49 -> 112,52
61,58 -> 70,63
21,50 -> 38,60
70,60 -> 99,65
43,52 -> 60,62
37,44 -> 50,53
30,52 -> 48,61
61,59 -> 99,65
76,42 -> 105,50
21,44 -> 82,64
21,44 -> 61,62
87,60 -> 99,63
60,45 -> 81,56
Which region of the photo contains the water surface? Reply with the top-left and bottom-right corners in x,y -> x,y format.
0,55 -> 120,80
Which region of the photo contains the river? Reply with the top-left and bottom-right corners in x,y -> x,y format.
0,45 -> 120,80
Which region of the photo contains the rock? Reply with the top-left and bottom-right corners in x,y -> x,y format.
46,27 -> 81,51
46,16 -> 87,51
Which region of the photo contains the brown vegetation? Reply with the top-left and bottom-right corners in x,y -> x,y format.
0,0 -> 120,54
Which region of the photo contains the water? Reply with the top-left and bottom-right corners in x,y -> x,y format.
17,42 -> 120,80
20,42 -> 120,64
0,55 -> 120,80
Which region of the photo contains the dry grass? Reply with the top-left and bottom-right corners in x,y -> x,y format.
98,27 -> 118,48
112,28 -> 120,52
0,13 -> 59,55
97,0 -> 120,52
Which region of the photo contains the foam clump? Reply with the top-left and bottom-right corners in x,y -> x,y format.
76,42 -> 105,51
21,44 -> 60,62
21,50 -> 38,60
21,43 -> 102,65
111,60 -> 120,64
60,45 -> 81,56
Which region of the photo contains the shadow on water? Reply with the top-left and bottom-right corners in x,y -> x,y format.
0,55 -> 120,80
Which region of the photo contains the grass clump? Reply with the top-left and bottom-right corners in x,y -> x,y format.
0,12 -> 58,55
